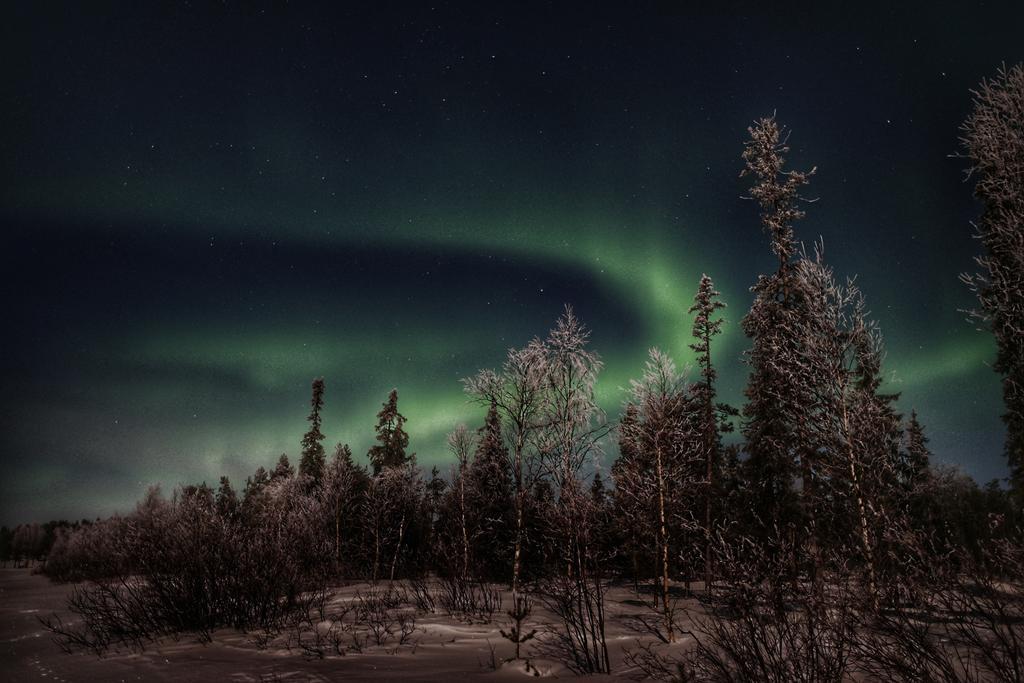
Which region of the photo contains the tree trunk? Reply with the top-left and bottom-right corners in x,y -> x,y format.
511,443 -> 524,600
703,333 -> 716,597
840,397 -> 879,611
372,526 -> 380,583
655,440 -> 674,642
705,445 -> 713,596
390,511 -> 406,582
801,447 -> 821,595
459,464 -> 469,578
335,503 -> 342,570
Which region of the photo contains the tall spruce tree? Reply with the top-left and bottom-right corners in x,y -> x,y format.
688,273 -> 733,593
216,476 -> 239,519
588,470 -> 616,564
466,400 -> 514,581
902,410 -> 932,490
368,389 -> 412,476
739,116 -> 817,559
425,466 -> 447,528
612,403 -> 649,594
960,64 -> 1024,500
423,466 -> 447,569
299,377 -> 327,484
899,410 -> 935,536
272,453 -> 294,480
590,470 -> 607,507
322,443 -> 369,574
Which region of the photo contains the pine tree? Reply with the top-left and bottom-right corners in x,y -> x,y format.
425,466 -> 447,524
523,477 -> 558,579
960,64 -> 1024,500
272,454 -> 294,480
612,403 -> 649,594
588,470 -> 615,563
899,410 -> 935,538
688,273 -> 733,594
466,400 -> 514,581
241,466 -> 270,518
739,116 -> 818,571
299,378 -> 327,485
902,410 -> 932,489
322,442 -> 369,574
590,470 -> 607,507
423,465 -> 447,569
245,466 -> 270,497
215,476 -> 238,519
367,389 -> 412,476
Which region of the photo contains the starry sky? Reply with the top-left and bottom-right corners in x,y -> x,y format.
2,2 -> 1022,525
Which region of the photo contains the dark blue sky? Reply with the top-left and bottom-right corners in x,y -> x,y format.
2,2 -> 1022,524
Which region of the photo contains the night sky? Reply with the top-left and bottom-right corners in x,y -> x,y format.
3,3 -> 1023,525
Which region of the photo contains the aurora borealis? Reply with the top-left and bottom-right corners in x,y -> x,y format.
2,3 -> 1022,525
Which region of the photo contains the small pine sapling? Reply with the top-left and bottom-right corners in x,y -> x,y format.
500,594 -> 537,661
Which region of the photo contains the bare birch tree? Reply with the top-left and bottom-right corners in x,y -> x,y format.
960,63 -> 1024,500
535,305 -> 608,496
363,463 -> 421,582
463,337 -> 548,598
798,250 -> 901,609
447,424 -> 475,578
618,348 -> 699,642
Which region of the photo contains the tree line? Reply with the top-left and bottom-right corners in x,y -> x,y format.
8,64 -> 1023,681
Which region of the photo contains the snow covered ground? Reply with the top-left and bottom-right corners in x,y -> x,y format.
0,568 -> 703,681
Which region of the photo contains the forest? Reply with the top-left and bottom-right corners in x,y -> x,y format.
3,64 -> 1023,682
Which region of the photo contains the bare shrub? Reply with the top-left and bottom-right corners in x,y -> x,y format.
534,570 -> 610,674
40,579 -> 169,654
41,478 -> 329,653
623,594 -> 687,645
275,583 -> 420,658
436,574 -> 502,623
407,576 -> 436,613
622,639 -> 688,682
479,639 -> 500,671
642,533 -> 861,683
851,533 -> 1024,682
350,585 -> 419,648
283,587 -> 348,659
678,581 -> 857,682
636,527 -> 1024,683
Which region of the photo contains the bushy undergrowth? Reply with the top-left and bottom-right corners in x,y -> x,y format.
278,584 -> 421,659
436,574 -> 503,623
623,532 -> 1024,683
41,479 -> 331,652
